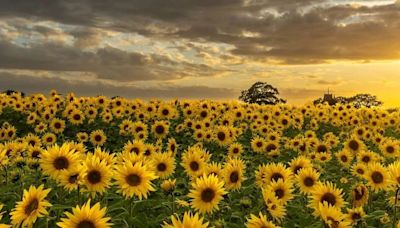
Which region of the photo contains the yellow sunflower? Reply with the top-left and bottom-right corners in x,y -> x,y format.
151,152 -> 176,179
222,158 -> 246,191
365,162 -> 392,192
188,174 -> 227,214
296,167 -> 320,194
152,120 -> 170,139
90,130 -> 107,147
318,202 -> 351,228
351,183 -> 369,207
263,179 -> 294,205
162,211 -> 208,228
57,199 -> 112,228
246,212 -> 280,228
309,182 -> 346,216
82,157 -> 112,195
115,161 -> 157,199
10,185 -> 52,227
40,144 -> 80,180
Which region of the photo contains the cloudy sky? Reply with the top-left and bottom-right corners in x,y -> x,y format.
0,0 -> 400,105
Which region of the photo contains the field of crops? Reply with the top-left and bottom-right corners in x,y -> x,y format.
1,90 -> 400,227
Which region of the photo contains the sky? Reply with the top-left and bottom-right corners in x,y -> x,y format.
0,0 -> 399,106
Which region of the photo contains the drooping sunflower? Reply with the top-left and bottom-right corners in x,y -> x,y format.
365,162 -> 392,192
90,130 -> 107,147
351,183 -> 369,207
57,199 -> 112,228
115,161 -> 157,199
246,212 -> 279,228
151,152 -> 176,179
309,182 -> 346,216
346,207 -> 365,225
40,144 -> 80,180
82,157 -> 112,195
188,174 -> 227,214
162,211 -> 209,228
10,185 -> 52,227
222,158 -> 246,191
296,167 -> 320,194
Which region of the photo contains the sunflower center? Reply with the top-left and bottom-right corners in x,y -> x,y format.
217,132 -> 226,141
386,146 -> 395,154
73,114 -> 81,120
126,174 -> 141,186
349,140 -> 359,151
201,188 -> 215,203
354,188 -> 365,201
293,166 -> 302,174
77,220 -> 95,228
162,109 -> 169,116
233,148 -> 239,154
317,145 -> 327,153
352,212 -> 361,221
69,174 -> 79,184
53,156 -> 69,170
87,170 -> 102,184
271,173 -> 283,182
94,135 -> 102,142
131,147 -> 140,154
230,171 -> 239,183
304,177 -> 315,187
256,142 -> 263,148
362,156 -> 370,163
157,163 -> 167,172
24,198 -> 39,215
320,192 -> 336,206
371,171 -> 384,184
155,125 -> 165,134
189,161 -> 199,171
275,188 -> 284,199
266,144 -> 277,152
356,168 -> 364,175
340,155 -> 348,162
170,144 -> 175,152
31,151 -> 40,158
54,122 -> 61,129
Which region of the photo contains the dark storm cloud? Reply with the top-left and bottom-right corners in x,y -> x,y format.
0,72 -> 237,99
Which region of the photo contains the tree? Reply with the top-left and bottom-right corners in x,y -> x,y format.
313,93 -> 382,108
239,82 -> 286,105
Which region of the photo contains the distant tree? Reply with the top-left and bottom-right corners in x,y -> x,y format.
348,93 -> 382,108
239,82 -> 286,105
2,90 -> 25,97
313,92 -> 382,108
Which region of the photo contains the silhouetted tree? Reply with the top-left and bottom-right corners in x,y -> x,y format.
239,82 -> 286,105
3,90 -> 25,97
313,93 -> 382,108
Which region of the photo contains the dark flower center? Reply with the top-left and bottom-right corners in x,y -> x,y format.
77,220 -> 95,228
320,192 -> 336,206
53,156 -> 69,170
126,174 -> 141,186
87,170 -> 102,184
190,161 -> 199,171
24,198 -> 39,215
157,163 -> 167,172
201,188 -> 215,203
304,177 -> 315,187
371,171 -> 384,184
230,171 -> 239,183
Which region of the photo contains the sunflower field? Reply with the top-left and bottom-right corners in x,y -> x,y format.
1,91 -> 400,227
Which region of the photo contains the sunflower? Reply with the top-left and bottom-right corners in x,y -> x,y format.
181,150 -> 206,178
90,130 -> 107,147
123,140 -> 146,156
346,207 -> 365,225
246,212 -> 279,228
50,118 -> 66,134
68,109 -> 85,125
10,185 -> 52,227
40,144 -> 80,180
351,183 -> 369,207
228,143 -> 244,157
188,174 -> 227,214
318,202 -> 351,228
214,126 -> 232,146
266,200 -> 287,222
82,157 -> 112,195
151,152 -> 176,179
222,158 -> 246,191
162,211 -> 208,228
357,150 -> 378,165
160,179 -> 176,193
58,166 -> 84,192
289,156 -> 312,175
351,163 -> 368,178
42,132 -> 57,146
167,138 -> 178,154
344,137 -> 364,154
76,132 -> 89,143
251,137 -> 266,153
264,179 -> 294,205
309,182 -> 346,216
259,163 -> 292,187
27,146 -> 43,160
388,161 -> 400,186
152,120 -> 170,139
296,167 -> 320,194
365,162 -> 392,192
115,161 -> 157,199
205,162 -> 223,179
57,199 -> 112,228
24,134 -> 41,148
335,149 -> 353,167
380,139 -> 399,158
